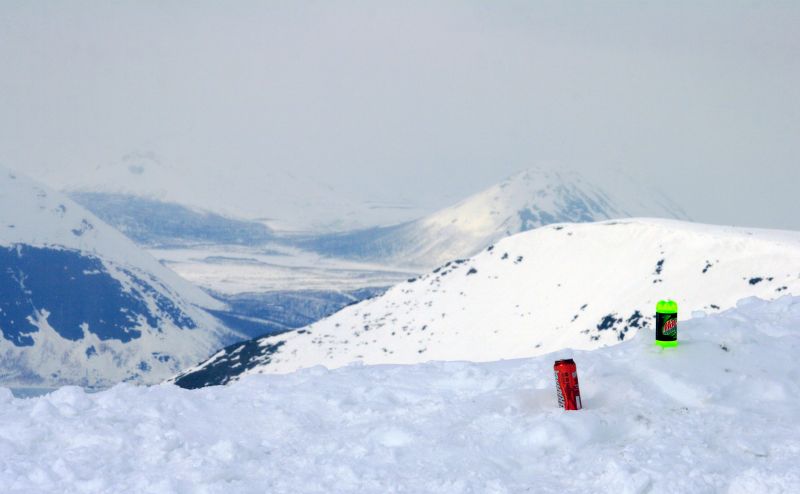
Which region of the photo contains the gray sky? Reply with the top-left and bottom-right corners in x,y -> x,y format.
1,1 -> 798,229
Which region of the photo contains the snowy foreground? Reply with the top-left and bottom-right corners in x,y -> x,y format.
2,296 -> 800,493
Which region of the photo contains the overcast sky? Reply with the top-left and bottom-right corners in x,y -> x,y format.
1,1 -> 798,229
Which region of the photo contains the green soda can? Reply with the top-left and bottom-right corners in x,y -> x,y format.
655,300 -> 678,347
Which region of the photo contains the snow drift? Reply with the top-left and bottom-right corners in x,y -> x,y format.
2,296 -> 799,493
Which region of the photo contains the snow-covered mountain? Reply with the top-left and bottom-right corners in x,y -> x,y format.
175,219 -> 800,387
70,193 -> 275,247
300,167 -> 689,269
44,151 -> 424,233
0,168 -> 240,388
7,296 -> 800,492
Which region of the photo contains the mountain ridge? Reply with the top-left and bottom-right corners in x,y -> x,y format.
0,167 -> 239,387
175,218 -> 800,387
298,167 -> 689,268
44,151 -> 425,233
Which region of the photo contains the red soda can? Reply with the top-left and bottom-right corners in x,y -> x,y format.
553,359 -> 582,410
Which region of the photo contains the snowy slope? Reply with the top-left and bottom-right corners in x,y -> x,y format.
4,296 -> 800,493
69,193 -> 275,247
0,168 -> 238,387
301,167 -> 688,268
45,151 -> 424,233
176,219 -> 800,386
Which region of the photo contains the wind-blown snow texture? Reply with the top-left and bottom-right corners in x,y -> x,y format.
0,168 -> 236,387
177,219 -> 800,386
301,167 -> 689,268
3,296 -> 800,493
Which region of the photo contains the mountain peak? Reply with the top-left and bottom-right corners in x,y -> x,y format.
118,151 -> 166,176
302,165 -> 689,269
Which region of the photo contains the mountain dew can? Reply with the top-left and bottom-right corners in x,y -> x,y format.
656,300 -> 678,347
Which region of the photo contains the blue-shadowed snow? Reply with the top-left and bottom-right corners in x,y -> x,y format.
69,192 -> 275,247
0,167 -> 236,387
1,296 -> 799,493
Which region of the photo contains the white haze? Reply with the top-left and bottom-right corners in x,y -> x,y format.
0,1 -> 798,229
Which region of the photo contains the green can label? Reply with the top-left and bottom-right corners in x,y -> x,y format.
656,300 -> 678,344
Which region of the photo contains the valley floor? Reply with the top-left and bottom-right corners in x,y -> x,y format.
150,244 -> 416,294
1,296 -> 799,493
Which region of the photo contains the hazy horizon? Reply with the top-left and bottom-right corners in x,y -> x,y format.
1,1 -> 798,230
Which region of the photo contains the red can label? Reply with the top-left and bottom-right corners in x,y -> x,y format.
554,359 -> 582,410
